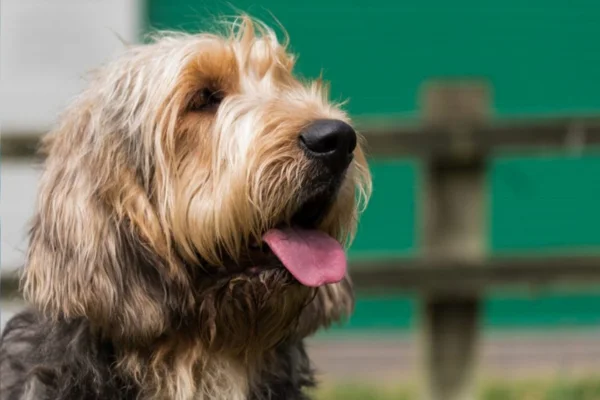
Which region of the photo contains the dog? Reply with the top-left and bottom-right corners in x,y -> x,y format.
0,16 -> 371,400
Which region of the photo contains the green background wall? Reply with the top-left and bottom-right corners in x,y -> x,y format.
146,0 -> 600,332
147,0 -> 600,118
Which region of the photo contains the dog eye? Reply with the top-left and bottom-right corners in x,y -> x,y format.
188,88 -> 224,112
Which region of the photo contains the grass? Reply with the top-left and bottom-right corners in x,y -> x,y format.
311,378 -> 600,400
313,385 -> 413,400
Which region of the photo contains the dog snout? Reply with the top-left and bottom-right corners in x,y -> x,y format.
299,119 -> 357,172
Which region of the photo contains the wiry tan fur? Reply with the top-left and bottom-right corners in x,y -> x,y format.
17,16 -> 371,400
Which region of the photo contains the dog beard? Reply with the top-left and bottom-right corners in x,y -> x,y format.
193,268 -> 315,359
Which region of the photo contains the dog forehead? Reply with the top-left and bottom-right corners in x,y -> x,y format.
185,39 -> 240,86
178,34 -> 296,94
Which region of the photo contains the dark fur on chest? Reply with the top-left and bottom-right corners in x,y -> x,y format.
0,310 -> 316,400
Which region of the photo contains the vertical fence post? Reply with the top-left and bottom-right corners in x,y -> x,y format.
418,80 -> 491,400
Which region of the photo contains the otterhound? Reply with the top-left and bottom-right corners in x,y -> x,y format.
0,17 -> 371,400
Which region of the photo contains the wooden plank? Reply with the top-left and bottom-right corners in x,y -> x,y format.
1,133 -> 43,160
363,117 -> 600,159
2,255 -> 600,298
0,276 -> 20,299
418,81 -> 488,400
349,255 -> 600,292
421,297 -> 480,400
5,116 -> 600,160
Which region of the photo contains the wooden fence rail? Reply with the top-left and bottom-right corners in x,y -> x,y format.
4,116 -> 600,161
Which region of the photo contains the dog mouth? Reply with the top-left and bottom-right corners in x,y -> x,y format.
240,192 -> 347,287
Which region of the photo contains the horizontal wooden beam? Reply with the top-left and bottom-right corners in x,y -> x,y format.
1,133 -> 42,160
349,254 -> 600,292
361,116 -> 600,159
2,255 -> 599,298
4,116 -> 600,160
0,274 -> 20,299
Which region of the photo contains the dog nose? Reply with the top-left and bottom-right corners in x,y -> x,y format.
299,119 -> 357,170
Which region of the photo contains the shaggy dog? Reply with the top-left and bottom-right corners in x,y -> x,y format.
0,17 -> 371,400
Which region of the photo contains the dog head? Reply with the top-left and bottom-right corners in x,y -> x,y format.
23,16 -> 371,354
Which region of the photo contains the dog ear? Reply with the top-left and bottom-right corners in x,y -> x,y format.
21,111 -> 189,343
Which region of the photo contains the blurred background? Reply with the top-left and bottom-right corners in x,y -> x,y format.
2,1 -> 600,399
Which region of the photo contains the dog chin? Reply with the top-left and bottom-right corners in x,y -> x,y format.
195,267 -> 315,355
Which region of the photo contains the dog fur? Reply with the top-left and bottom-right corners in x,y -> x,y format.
0,16 -> 371,400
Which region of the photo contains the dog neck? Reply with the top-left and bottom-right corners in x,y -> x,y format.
115,334 -> 289,400
192,355 -> 249,400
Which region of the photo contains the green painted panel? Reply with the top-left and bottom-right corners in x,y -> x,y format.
323,291 -> 600,334
484,291 -> 600,329
349,159 -> 418,258
147,0 -> 600,118
337,295 -> 415,331
490,153 -> 600,253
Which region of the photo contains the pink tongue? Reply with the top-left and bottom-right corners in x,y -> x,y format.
262,228 -> 347,287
